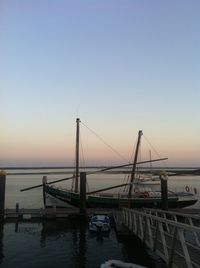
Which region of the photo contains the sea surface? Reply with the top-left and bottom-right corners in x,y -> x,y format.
4,168 -> 200,209
0,220 -> 167,268
1,168 -> 200,268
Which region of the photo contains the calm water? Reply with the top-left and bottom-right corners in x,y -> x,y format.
4,168 -> 200,209
0,220 -> 166,268
1,168 -> 200,267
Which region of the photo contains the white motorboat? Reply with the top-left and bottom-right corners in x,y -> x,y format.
89,215 -> 110,232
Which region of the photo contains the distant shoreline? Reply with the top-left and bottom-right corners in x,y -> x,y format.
1,166 -> 200,176
1,166 -> 199,170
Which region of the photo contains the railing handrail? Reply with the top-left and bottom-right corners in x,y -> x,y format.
120,208 -> 200,268
123,208 -> 200,233
142,208 -> 200,220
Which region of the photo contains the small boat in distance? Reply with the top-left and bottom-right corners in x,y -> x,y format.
41,118 -> 198,209
89,215 -> 110,232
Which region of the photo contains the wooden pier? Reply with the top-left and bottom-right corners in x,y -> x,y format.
114,208 -> 200,268
2,207 -> 116,220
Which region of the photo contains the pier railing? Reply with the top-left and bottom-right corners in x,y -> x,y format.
120,208 -> 200,268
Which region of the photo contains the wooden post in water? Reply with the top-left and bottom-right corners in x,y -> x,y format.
160,171 -> 168,210
80,172 -> 86,216
42,176 -> 47,208
0,171 -> 6,217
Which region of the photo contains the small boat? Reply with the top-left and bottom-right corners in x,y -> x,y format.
89,215 -> 110,232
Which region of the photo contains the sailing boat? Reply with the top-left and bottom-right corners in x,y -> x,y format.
41,118 -> 197,209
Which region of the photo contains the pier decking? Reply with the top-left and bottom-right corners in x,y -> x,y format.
2,207 -> 116,220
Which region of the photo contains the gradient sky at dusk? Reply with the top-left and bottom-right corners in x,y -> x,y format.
0,0 -> 200,167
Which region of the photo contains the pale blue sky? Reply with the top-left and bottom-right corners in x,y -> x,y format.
0,0 -> 200,167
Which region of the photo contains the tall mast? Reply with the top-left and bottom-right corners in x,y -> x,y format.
128,130 -> 143,198
75,118 -> 80,192
149,150 -> 153,179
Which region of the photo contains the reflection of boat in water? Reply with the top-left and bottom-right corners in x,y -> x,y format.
89,215 -> 110,232
42,119 -> 197,209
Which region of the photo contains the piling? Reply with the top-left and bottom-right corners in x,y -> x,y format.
42,176 -> 47,208
79,172 -> 86,216
160,171 -> 168,211
16,203 -> 19,213
0,171 -> 6,217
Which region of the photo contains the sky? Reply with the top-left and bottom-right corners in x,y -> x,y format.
0,0 -> 200,167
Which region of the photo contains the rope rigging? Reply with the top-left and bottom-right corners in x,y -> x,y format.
20,157 -> 168,192
142,134 -> 168,168
81,120 -> 129,163
20,119 -> 168,194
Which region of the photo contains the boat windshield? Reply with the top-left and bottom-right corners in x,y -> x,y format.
91,215 -> 110,223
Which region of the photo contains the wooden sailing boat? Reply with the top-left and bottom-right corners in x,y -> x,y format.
41,118 -> 197,209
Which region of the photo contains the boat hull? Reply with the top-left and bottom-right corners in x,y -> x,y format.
43,184 -> 197,209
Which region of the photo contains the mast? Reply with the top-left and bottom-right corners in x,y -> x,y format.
149,150 -> 153,179
128,130 -> 143,198
74,118 -> 80,192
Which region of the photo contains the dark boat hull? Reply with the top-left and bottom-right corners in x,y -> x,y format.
44,184 -> 197,209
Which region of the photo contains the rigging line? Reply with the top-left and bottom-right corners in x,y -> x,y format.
120,136 -> 138,193
120,151 -> 134,193
142,134 -> 162,158
80,135 -> 90,192
81,121 -> 129,162
142,134 -> 168,167
21,175 -> 75,192
119,173 -> 129,193
71,145 -> 77,191
20,157 -> 168,192
86,158 -> 168,176
80,134 -> 86,170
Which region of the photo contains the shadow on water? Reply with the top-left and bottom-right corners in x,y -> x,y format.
118,233 -> 167,268
0,221 -> 4,264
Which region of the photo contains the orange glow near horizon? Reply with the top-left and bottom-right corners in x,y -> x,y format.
1,137 -> 199,167
1,119 -> 199,167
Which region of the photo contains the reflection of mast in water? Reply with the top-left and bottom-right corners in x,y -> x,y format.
71,219 -> 87,268
0,223 -> 4,264
39,220 -> 87,267
40,222 -> 46,248
79,219 -> 87,268
40,221 -> 70,248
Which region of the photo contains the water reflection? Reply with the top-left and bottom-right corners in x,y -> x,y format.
89,230 -> 110,242
0,220 -> 165,268
40,219 -> 88,268
14,221 -> 19,233
0,222 -> 4,264
78,219 -> 87,268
